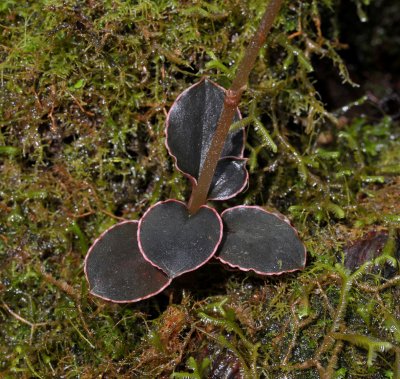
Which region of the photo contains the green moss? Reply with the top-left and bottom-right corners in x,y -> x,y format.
1,0 -> 400,377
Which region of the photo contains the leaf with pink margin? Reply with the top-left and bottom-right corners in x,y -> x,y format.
216,206 -> 306,275
84,221 -> 171,303
166,78 -> 247,200
138,200 -> 223,278
208,157 -> 248,200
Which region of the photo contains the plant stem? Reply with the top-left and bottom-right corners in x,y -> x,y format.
188,0 -> 284,214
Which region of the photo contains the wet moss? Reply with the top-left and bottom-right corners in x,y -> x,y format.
1,0 -> 400,377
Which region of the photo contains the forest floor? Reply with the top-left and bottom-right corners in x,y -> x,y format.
1,1 -> 399,378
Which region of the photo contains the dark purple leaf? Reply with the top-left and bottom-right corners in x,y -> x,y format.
343,230 -> 399,278
84,221 -> 171,303
208,157 -> 248,200
138,199 -> 223,278
344,231 -> 388,271
216,206 -> 306,275
166,78 -> 246,199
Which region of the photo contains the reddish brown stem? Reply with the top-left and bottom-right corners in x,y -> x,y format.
188,0 -> 284,214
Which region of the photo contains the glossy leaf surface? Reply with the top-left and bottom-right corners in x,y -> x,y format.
166,78 -> 246,200
208,157 -> 248,200
216,206 -> 306,275
138,200 -> 223,278
85,221 -> 171,302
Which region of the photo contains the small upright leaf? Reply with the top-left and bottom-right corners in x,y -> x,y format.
166,78 -> 243,178
84,221 -> 171,302
138,200 -> 223,278
166,78 -> 247,200
216,206 -> 306,275
208,157 -> 248,200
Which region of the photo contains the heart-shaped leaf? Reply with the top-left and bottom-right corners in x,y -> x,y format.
216,206 -> 306,275
84,221 -> 171,302
166,78 -> 246,199
138,200 -> 223,278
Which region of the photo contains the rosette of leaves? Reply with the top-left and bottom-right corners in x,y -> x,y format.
84,0 -> 306,303
84,78 -> 306,302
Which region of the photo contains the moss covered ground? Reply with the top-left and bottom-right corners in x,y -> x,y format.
1,0 -> 399,377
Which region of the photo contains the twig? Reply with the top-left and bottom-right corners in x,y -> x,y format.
188,0 -> 284,214
355,275 -> 400,293
40,270 -> 81,302
1,300 -> 47,345
100,208 -> 127,221
1,300 -> 46,328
